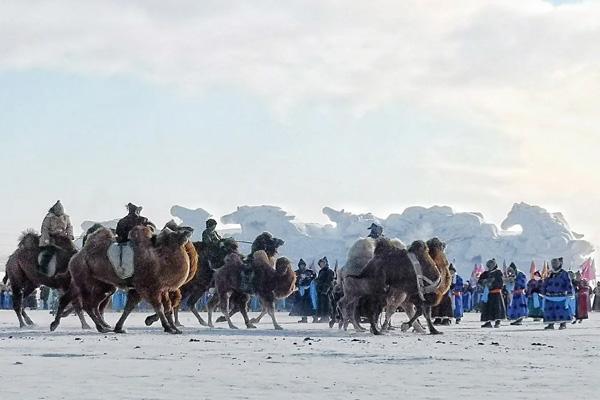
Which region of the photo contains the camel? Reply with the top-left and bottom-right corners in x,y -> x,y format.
340,239 -> 445,335
207,250 -> 296,330
169,232 -> 284,327
52,225 -> 194,334
382,238 -> 451,333
3,230 -> 90,329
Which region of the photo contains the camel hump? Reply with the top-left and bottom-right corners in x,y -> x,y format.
251,250 -> 272,268
223,252 -> 243,266
374,238 -> 405,257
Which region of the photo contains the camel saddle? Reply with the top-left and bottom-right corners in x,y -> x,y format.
37,247 -> 57,277
107,242 -> 135,280
408,252 -> 441,302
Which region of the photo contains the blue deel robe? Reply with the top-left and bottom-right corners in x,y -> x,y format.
453,275 -> 464,319
543,269 -> 574,323
507,271 -> 529,320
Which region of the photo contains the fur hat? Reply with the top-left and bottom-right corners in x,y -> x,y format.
486,259 -> 498,271
49,200 -> 64,216
449,263 -> 456,272
127,203 -> 142,213
551,257 -> 563,271
318,256 -> 329,267
298,258 -> 306,267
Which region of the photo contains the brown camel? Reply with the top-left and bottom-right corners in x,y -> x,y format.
340,239 -> 445,335
3,230 -> 90,329
52,225 -> 193,334
169,232 -> 284,327
207,250 -> 296,330
382,238 -> 451,333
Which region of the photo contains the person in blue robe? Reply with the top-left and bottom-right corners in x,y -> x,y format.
542,257 -> 574,330
507,263 -> 529,325
462,281 -> 473,312
289,259 -> 317,323
452,267 -> 464,323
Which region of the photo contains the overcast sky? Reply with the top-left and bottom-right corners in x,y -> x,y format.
1,0 -> 598,258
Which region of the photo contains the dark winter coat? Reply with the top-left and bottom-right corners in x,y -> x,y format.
116,214 -> 153,243
507,271 -> 528,320
479,268 -> 506,322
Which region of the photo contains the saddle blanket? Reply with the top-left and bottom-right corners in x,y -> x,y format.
107,242 -> 135,280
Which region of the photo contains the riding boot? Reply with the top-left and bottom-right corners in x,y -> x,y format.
298,317 -> 308,323
544,323 -> 555,330
433,318 -> 442,325
455,318 -> 461,324
494,320 -> 501,328
481,321 -> 493,328
571,319 -> 577,325
441,318 -> 451,326
510,318 -> 523,326
559,322 -> 567,330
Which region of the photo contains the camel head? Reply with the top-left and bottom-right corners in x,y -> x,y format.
251,232 -> 285,258
273,257 -> 296,298
156,226 -> 194,248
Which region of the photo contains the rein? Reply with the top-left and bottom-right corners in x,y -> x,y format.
408,252 -> 442,302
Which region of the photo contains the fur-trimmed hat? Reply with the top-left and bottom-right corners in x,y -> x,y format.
486,259 -> 498,271
449,263 -> 456,272
298,258 -> 306,267
318,256 -> 329,267
127,203 -> 142,213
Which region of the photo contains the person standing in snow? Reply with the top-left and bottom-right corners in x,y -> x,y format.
478,259 -> 506,328
451,265 -> 464,323
289,259 -> 317,323
573,278 -> 590,324
315,257 -> 334,323
526,272 -> 544,321
507,263 -> 528,325
39,200 -> 74,275
542,257 -> 574,330
592,284 -> 600,312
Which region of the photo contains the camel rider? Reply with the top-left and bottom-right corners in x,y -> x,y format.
115,203 -> 155,244
202,219 -> 223,268
367,223 -> 384,239
39,200 -> 74,274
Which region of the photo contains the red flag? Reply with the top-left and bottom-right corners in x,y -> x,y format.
581,258 -> 595,281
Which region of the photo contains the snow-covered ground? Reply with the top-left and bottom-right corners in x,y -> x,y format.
0,310 -> 598,400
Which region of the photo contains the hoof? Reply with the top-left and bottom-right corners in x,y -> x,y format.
216,316 -> 227,323
274,325 -> 283,330
198,320 -> 209,327
144,316 -> 157,326
229,325 -> 239,330
249,318 -> 259,324
429,329 -> 443,335
50,322 -> 59,332
114,327 -> 127,334
81,324 -> 92,330
175,323 -> 184,328
166,328 -> 182,334
400,323 -> 411,332
246,324 -> 257,329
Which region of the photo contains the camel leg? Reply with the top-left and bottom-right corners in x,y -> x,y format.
263,300 -> 283,330
21,308 -> 35,326
170,290 -> 183,327
220,292 -> 239,330
250,310 -> 266,325
347,299 -> 365,332
402,302 -> 426,333
50,289 -> 74,331
239,299 -> 256,329
114,291 -> 142,334
19,285 -> 36,326
190,290 -> 210,327
423,304 -> 442,335
162,293 -> 181,334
